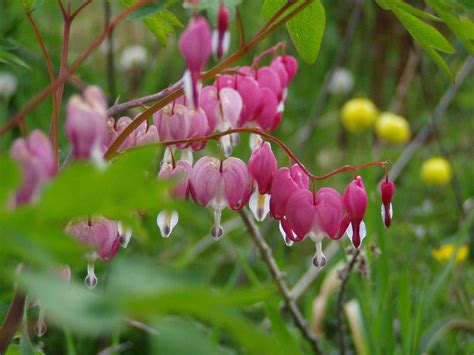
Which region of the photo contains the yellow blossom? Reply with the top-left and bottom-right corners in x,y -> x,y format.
432,244 -> 469,264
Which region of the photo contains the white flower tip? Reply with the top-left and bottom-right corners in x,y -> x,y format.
211,224 -> 224,240
35,318 -> 47,337
157,210 -> 179,238
278,221 -> 293,247
249,192 -> 270,222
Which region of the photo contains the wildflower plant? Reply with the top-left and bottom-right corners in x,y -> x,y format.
0,0 -> 472,354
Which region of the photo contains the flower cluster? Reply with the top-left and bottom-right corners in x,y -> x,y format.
7,10 -> 395,292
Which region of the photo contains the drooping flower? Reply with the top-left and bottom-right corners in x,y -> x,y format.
189,156 -> 253,239
65,86 -> 108,161
156,160 -> 192,238
269,165 -> 309,246
9,130 -> 56,206
179,17 -> 212,108
65,217 -> 120,288
212,3 -> 230,60
247,140 -> 278,221
380,178 -> 395,228
285,188 -> 344,267
199,85 -> 242,155
154,102 -> 209,153
340,176 -> 368,249
111,116 -> 159,152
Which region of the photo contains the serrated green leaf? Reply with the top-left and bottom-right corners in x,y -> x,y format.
127,3 -> 163,21
262,0 -> 326,64
119,0 -> 183,46
393,6 -> 454,79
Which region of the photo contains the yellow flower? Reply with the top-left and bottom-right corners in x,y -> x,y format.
341,98 -> 378,133
375,112 -> 411,144
432,244 -> 469,264
420,157 -> 453,185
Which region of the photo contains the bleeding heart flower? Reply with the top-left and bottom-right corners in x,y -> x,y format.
256,66 -> 283,101
269,164 -> 309,220
9,130 -> 56,206
380,178 -> 395,228
248,139 -> 277,194
342,176 -> 368,248
212,3 -> 230,60
179,17 -> 212,108
285,188 -> 344,267
65,217 -> 120,289
154,103 -> 209,151
199,85 -> 243,155
65,86 -> 108,161
189,156 -> 253,239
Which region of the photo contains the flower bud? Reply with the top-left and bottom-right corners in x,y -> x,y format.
65,86 -> 108,160
179,17 -> 212,108
343,176 -> 368,248
9,130 -> 56,206
212,3 -> 230,60
380,179 -> 395,228
248,140 -> 277,194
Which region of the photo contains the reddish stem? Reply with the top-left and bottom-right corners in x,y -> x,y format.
0,0 -> 151,135
104,0 -> 315,159
158,127 -> 389,181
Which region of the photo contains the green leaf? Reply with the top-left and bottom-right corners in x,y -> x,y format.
127,3 -> 163,21
396,2 -> 442,22
392,5 -> 454,79
119,0 -> 183,46
263,0 -> 326,64
0,156 -> 20,209
427,0 -> 474,54
152,317 -> 222,355
190,0 -> 242,26
0,50 -> 31,70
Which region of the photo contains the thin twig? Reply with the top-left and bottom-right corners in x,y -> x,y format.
389,56 -> 474,182
23,6 -> 58,145
336,249 -> 360,355
297,0 -> 363,148
71,0 -> 93,20
104,0 -> 117,104
239,209 -> 323,355
0,265 -> 26,355
0,0 -> 151,135
389,46 -> 421,114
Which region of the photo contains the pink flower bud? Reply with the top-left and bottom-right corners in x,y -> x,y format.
9,130 -> 56,206
65,86 -> 108,160
343,176 -> 368,248
154,103 -> 208,150
190,156 -> 253,239
200,86 -> 243,132
179,17 -> 212,72
380,179 -> 395,228
281,55 -> 298,83
248,140 -> 277,194
159,160 -> 192,199
269,164 -> 309,219
255,87 -> 278,131
256,67 -> 283,101
180,17 -> 212,108
66,217 -> 120,261
212,3 -> 230,60
270,57 -> 290,87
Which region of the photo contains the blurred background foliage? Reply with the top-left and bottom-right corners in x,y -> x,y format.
0,0 -> 474,354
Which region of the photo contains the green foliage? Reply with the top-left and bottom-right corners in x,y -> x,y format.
19,0 -> 43,13
0,40 -> 31,69
119,0 -> 183,46
262,0 -> 326,64
191,0 -> 243,25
